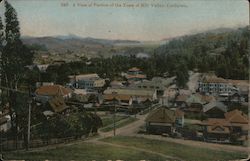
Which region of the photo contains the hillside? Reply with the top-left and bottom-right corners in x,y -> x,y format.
155,27 -> 249,80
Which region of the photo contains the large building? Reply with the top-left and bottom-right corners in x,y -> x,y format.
198,73 -> 236,95
130,77 -> 175,96
68,73 -> 105,89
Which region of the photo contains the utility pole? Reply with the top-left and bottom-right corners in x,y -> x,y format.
26,87 -> 32,151
112,91 -> 118,136
247,1 -> 250,159
27,100 -> 31,151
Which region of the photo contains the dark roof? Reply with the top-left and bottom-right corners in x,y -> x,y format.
48,96 -> 69,113
203,101 -> 227,113
146,107 -> 175,123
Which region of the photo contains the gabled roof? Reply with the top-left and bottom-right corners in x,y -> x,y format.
207,125 -> 230,134
48,96 -> 69,113
225,109 -> 248,124
203,101 -> 227,113
36,85 -> 72,97
146,107 -> 175,124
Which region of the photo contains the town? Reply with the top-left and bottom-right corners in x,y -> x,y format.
0,0 -> 249,161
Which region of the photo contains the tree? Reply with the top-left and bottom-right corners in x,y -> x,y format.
2,0 -> 33,90
175,62 -> 189,89
0,0 -> 34,146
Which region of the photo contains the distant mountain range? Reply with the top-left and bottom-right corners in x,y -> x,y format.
21,27 -> 240,54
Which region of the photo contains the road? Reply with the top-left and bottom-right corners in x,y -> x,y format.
187,72 -> 201,92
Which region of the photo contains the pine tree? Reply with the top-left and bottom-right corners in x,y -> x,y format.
1,0 -> 34,147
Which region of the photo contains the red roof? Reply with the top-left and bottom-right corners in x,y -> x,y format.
35,85 -> 72,97
224,109 -> 248,124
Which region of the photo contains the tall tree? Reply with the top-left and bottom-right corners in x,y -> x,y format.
1,0 -> 34,145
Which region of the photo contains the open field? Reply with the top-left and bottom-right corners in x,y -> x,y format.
4,136 -> 247,161
4,142 -> 168,161
102,136 -> 248,161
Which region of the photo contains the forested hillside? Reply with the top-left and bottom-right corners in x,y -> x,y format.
155,27 -> 249,80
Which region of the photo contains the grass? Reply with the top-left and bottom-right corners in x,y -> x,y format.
4,142 -> 167,161
100,117 -> 138,132
102,136 -> 248,161
101,115 -> 127,127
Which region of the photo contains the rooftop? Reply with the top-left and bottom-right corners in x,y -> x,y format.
146,107 -> 176,124
35,85 -> 72,97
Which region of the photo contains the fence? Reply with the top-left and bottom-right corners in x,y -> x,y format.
0,136 -> 84,151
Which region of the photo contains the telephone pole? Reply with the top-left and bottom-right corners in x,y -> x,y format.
26,99 -> 31,151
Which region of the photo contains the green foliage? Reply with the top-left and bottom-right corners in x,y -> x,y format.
175,62 -> 189,88
35,112 -> 103,139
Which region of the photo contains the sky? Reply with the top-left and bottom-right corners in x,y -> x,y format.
0,0 -> 249,41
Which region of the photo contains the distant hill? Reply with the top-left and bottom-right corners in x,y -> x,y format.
21,36 -> 141,53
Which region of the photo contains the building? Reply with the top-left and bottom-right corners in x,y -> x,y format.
203,101 -> 227,118
104,88 -> 157,103
68,74 -> 105,89
202,109 -> 248,144
198,73 -> 235,95
145,106 -> 184,135
35,85 -> 73,103
131,77 -> 175,96
202,118 -> 231,142
103,94 -> 133,106
182,93 -> 214,113
125,67 -> 146,82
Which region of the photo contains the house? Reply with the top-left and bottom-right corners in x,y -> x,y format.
104,88 -> 157,103
183,93 -> 215,113
71,89 -> 89,103
131,77 -> 175,96
173,94 -> 189,108
125,67 -> 146,82
103,94 -> 132,106
201,109 -> 248,144
202,118 -> 231,142
198,73 -> 235,95
145,106 -> 184,135
224,109 -> 248,142
48,96 -> 69,113
35,85 -> 73,103
68,74 -> 105,89
203,101 -> 227,118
